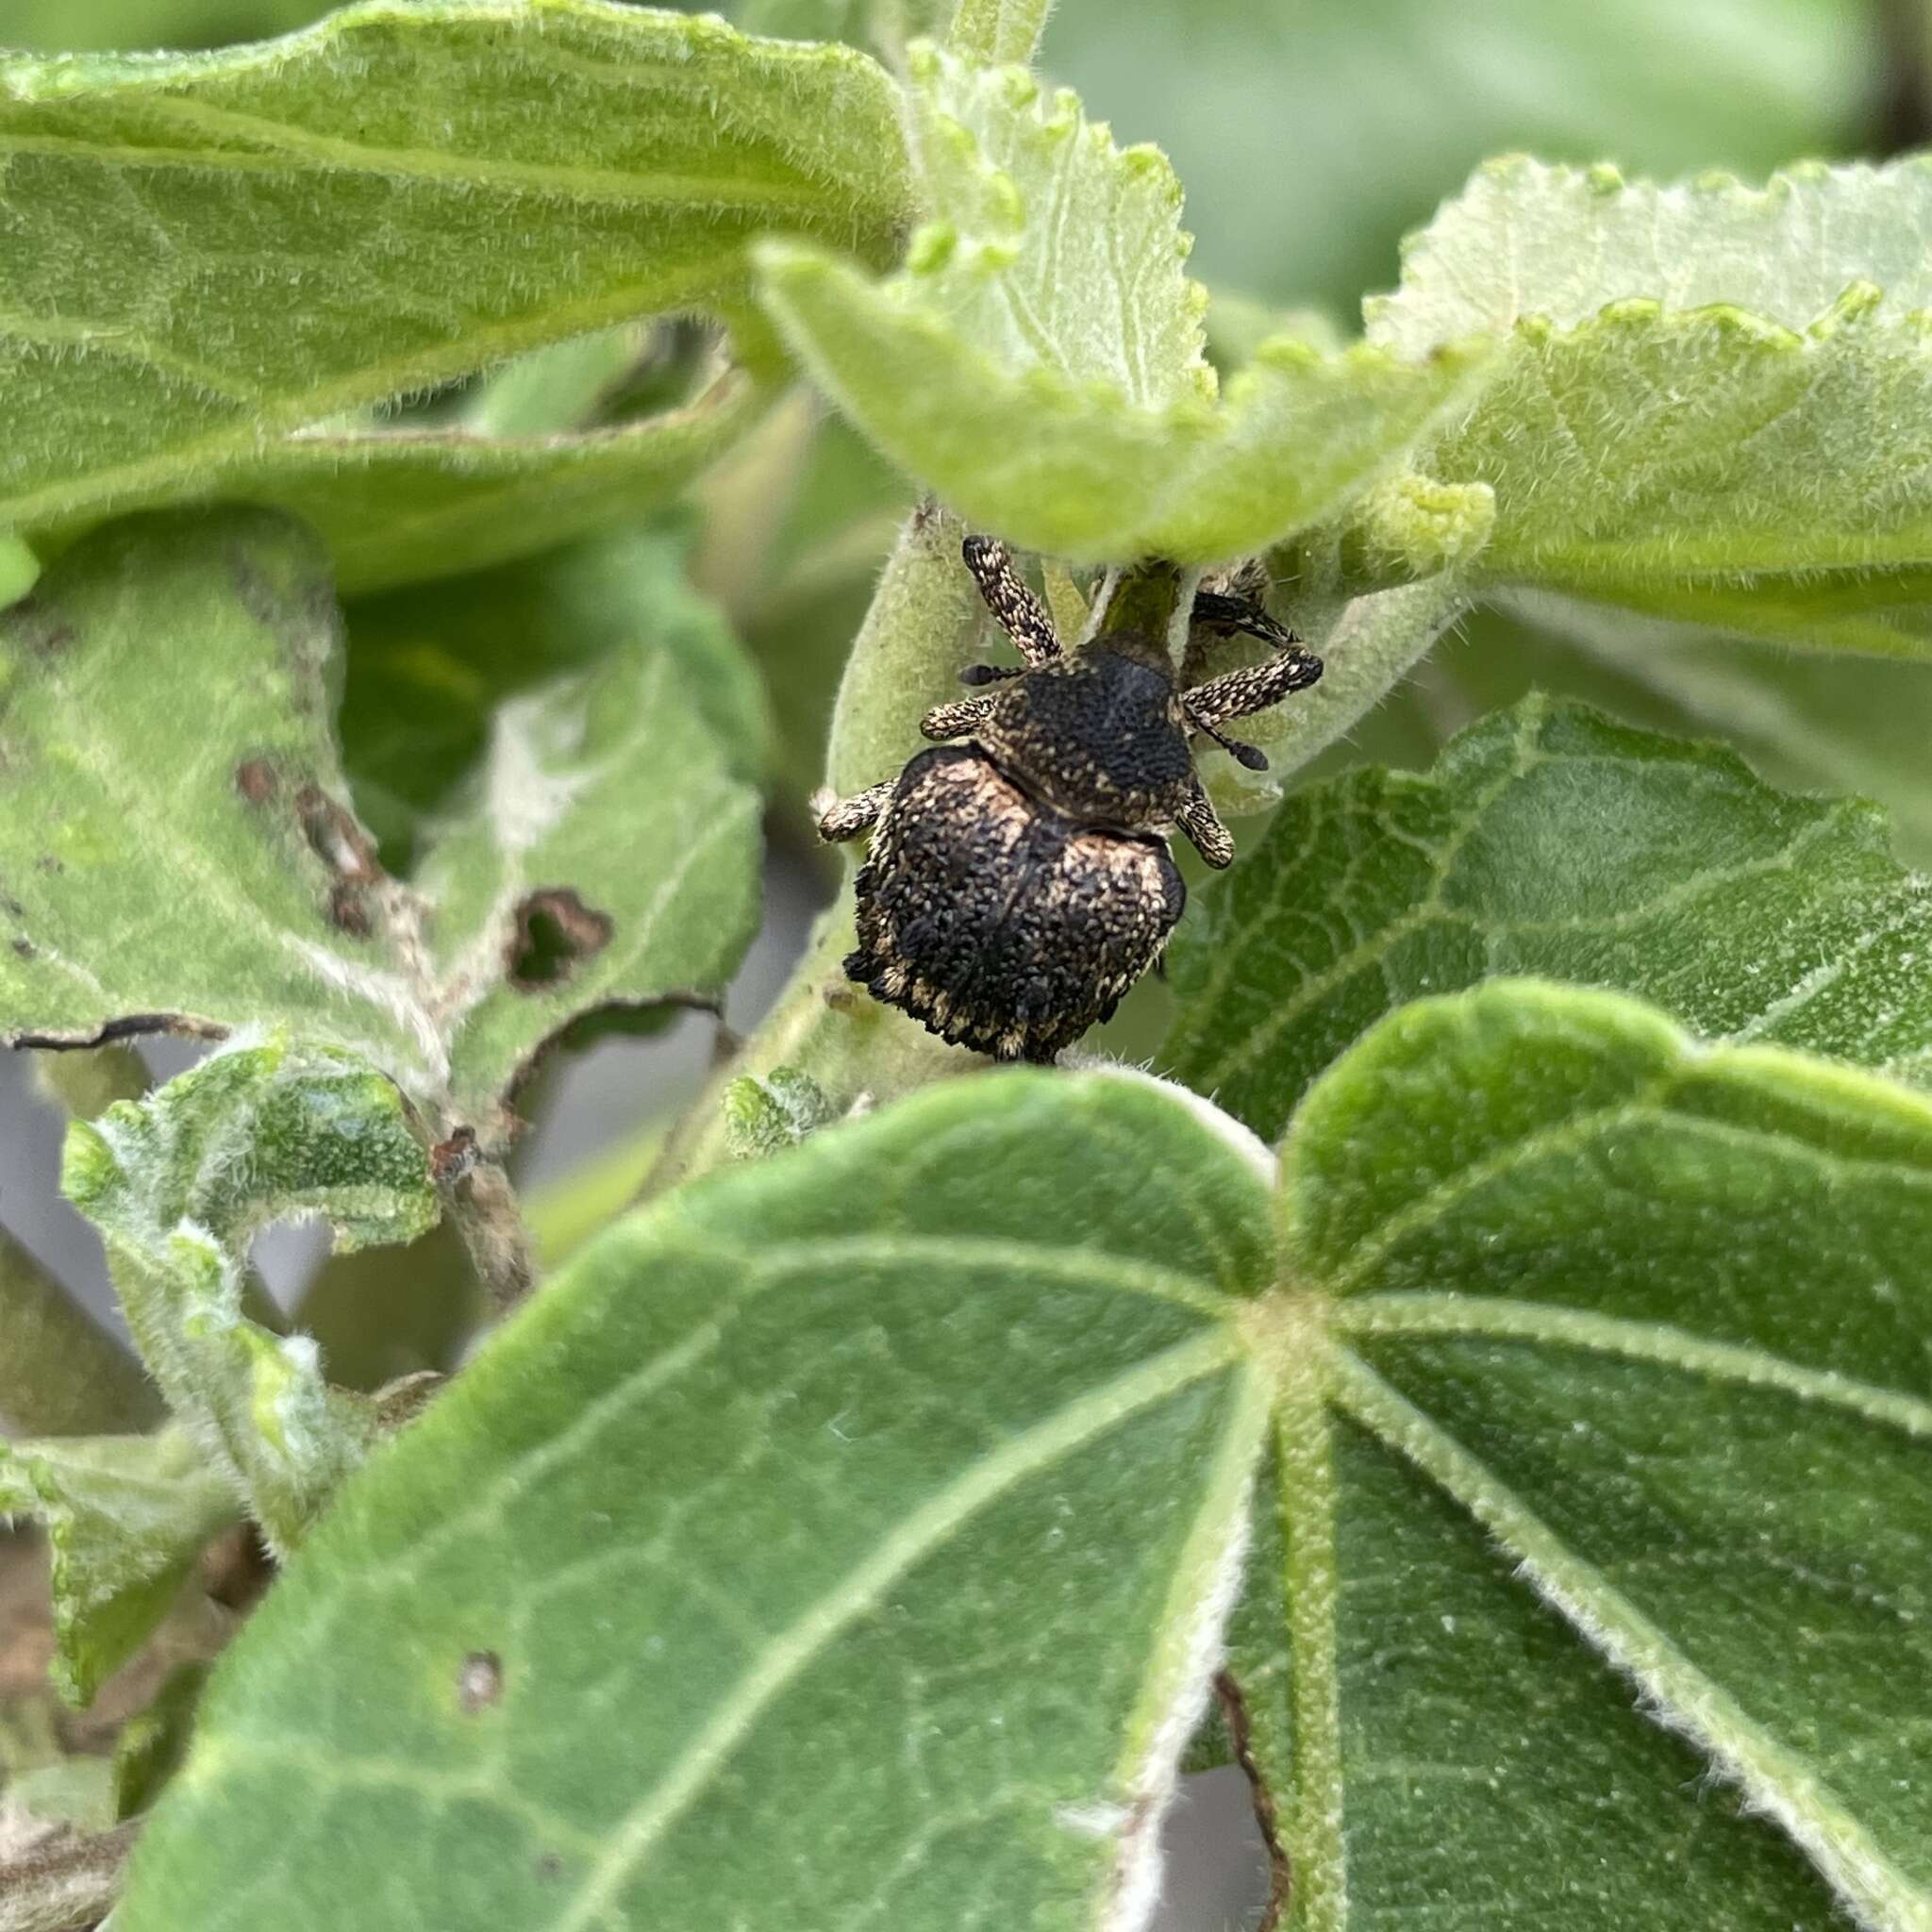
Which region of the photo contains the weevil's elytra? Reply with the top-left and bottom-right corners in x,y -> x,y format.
816,536 -> 1324,1064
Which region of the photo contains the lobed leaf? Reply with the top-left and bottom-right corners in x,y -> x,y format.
117,1071 -> 1275,1932
1246,981 -> 1932,1930
1164,694 -> 1932,1141
758,46 -> 1491,564
1362,157 -> 1932,652
0,1432 -> 239,1707
0,509 -> 764,1141
61,1032 -> 438,1553
0,0 -> 909,538
114,1004 -> 1932,1928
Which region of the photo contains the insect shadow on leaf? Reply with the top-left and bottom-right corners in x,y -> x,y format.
815,535 -> 1322,1063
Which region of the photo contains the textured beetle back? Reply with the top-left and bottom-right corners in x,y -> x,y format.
976,644 -> 1193,826
846,746 -> 1185,1062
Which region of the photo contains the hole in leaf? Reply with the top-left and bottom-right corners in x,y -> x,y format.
507,889 -> 614,991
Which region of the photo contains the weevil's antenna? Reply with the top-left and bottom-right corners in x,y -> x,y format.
958,662 -> 1027,687
1189,710 -> 1270,771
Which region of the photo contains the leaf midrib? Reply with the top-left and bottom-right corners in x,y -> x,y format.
1326,1346 -> 1932,1932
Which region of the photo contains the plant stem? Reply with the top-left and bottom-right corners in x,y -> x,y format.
1268,574 -> 1473,776
647,878 -> 975,1191
0,1819 -> 140,1932
0,1231 -> 159,1437
442,1158 -> 537,1314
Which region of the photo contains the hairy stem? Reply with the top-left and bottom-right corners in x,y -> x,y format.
0,1819 -> 141,1932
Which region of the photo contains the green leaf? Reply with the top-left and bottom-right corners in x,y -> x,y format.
0,1 -> 908,536
1165,695 -> 1932,1142
114,1661 -> 210,1818
0,1432 -> 237,1706
61,1032 -> 439,1554
0,510 -> 764,1140
1245,980 -> 1932,1929
720,1067 -> 838,1158
117,1070 -> 1275,1932
0,1230 -> 160,1438
1362,157 -> 1932,653
113,1015 -> 1932,1927
758,46 -> 1491,564
162,364 -> 769,599
1491,593 -> 1932,868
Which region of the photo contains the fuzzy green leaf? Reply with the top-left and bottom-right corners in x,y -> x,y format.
117,1070 -> 1274,1932
187,365 -> 769,598
0,0 -> 908,537
61,1033 -> 437,1553
1165,695 -> 1932,1141
0,510 -> 764,1140
0,1432 -> 238,1707
758,46 -> 1491,564
1363,157 -> 1932,652
114,1009 -> 1932,1928
1244,981 -> 1932,1930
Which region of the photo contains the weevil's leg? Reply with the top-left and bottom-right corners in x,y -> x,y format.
921,693 -> 1002,741
1175,777 -> 1236,870
813,779 -> 894,842
962,534 -> 1061,667
1185,644 -> 1325,730
1189,588 -> 1301,651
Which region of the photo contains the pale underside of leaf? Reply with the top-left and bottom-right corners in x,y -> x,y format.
1363,157 -> 1932,651
757,45 -> 1492,564
35,366 -> 771,598
0,0 -> 909,535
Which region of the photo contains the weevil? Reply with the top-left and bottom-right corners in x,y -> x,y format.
815,535 -> 1323,1061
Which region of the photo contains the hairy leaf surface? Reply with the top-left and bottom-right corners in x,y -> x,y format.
758,47 -> 1490,563
62,1033 -> 438,1553
117,1005 -> 1932,1928
118,1072 -> 1274,1932
1166,695 -> 1932,1141
0,510 -> 763,1139
0,1432 -> 237,1707
0,0 -> 908,535
1365,157 -> 1932,651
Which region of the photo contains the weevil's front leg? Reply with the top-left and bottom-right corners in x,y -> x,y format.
962,535 -> 1061,667
1190,586 -> 1299,652
920,693 -> 1002,742
1175,777 -> 1236,870
1185,643 -> 1324,731
813,779 -> 894,842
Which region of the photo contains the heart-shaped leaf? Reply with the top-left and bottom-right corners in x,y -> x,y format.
1164,695 -> 1932,1141
758,46 -> 1491,564
112,1001 -> 1932,1928
0,509 -> 764,1141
